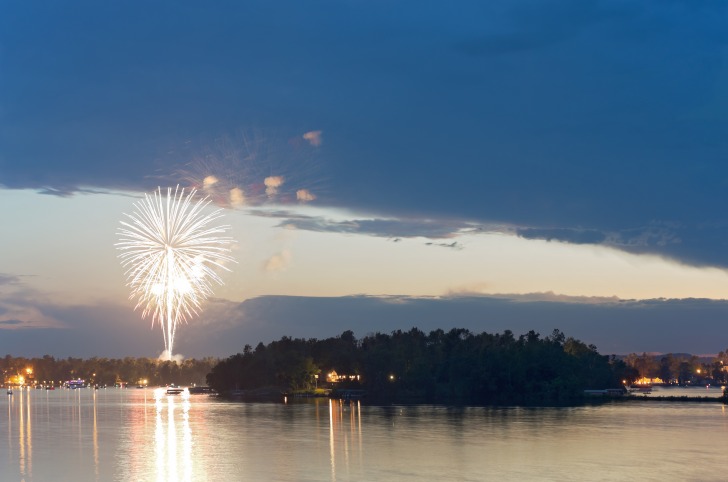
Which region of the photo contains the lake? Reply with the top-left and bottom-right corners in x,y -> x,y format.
2,387 -> 728,481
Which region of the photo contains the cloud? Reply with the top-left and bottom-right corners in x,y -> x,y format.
255,207 -> 727,268
172,294 -> 728,357
0,291 -> 725,358
229,187 -> 246,207
258,207 -> 703,261
1,0 -> 727,269
446,290 -> 623,305
0,278 -> 68,330
296,189 -> 316,202
0,304 -> 64,330
425,241 -> 463,250
37,186 -> 77,197
516,222 -> 685,249
516,227 -> 608,245
259,211 -> 489,239
0,274 -> 21,286
36,186 -> 124,198
302,130 -> 322,147
263,250 -> 292,272
0,319 -> 23,326
0,301 -> 164,357
203,175 -> 219,190
514,222 -> 700,264
264,176 -> 285,197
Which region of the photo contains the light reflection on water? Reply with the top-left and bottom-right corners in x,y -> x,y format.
638,384 -> 725,398
326,398 -> 364,480
2,388 -> 728,481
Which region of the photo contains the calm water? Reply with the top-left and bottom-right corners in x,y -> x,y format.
2,387 -> 728,481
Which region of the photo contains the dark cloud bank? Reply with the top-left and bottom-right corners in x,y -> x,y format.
2,1 -> 728,267
1,295 -> 726,358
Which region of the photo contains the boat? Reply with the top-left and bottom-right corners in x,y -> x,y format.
329,389 -> 367,400
584,388 -> 626,397
7,389 -> 12,395
166,386 -> 185,395
629,385 -> 653,394
188,386 -> 215,395
68,379 -> 85,389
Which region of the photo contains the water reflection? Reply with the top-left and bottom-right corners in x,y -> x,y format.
2,387 -> 205,481
93,390 -> 98,479
4,390 -> 728,481
153,388 -> 192,482
327,398 -> 363,481
10,388 -> 33,479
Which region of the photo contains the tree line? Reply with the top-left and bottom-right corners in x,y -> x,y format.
0,355 -> 218,387
624,351 -> 728,384
206,328 -> 633,404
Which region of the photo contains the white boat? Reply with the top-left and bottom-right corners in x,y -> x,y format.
629,385 -> 652,394
68,379 -> 85,389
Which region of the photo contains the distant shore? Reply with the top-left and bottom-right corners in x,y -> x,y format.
625,394 -> 726,403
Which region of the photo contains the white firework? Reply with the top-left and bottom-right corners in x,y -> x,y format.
116,186 -> 235,360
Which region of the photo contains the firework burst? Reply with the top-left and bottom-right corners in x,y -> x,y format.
116,186 -> 235,360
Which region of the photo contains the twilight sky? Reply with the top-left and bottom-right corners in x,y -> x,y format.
1,0 -> 728,358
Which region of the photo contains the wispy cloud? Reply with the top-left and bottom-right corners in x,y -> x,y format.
516,227 -> 608,245
0,319 -> 23,326
229,187 -> 246,207
296,189 -> 316,203
0,274 -> 21,286
425,241 -> 463,250
263,250 -> 292,272
254,207 -> 726,269
302,130 -> 322,147
264,176 -> 285,198
256,210 -> 490,240
517,222 -> 683,249
0,276 -> 69,330
515,222 -> 692,262
25,186 -> 133,198
445,289 -> 624,305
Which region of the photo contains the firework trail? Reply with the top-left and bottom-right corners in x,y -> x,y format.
175,129 -> 323,208
116,186 -> 235,360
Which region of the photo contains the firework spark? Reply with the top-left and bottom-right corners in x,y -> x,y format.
175,129 -> 324,208
116,186 -> 235,360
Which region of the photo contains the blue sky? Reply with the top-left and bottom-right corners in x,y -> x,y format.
1,0 -> 728,358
